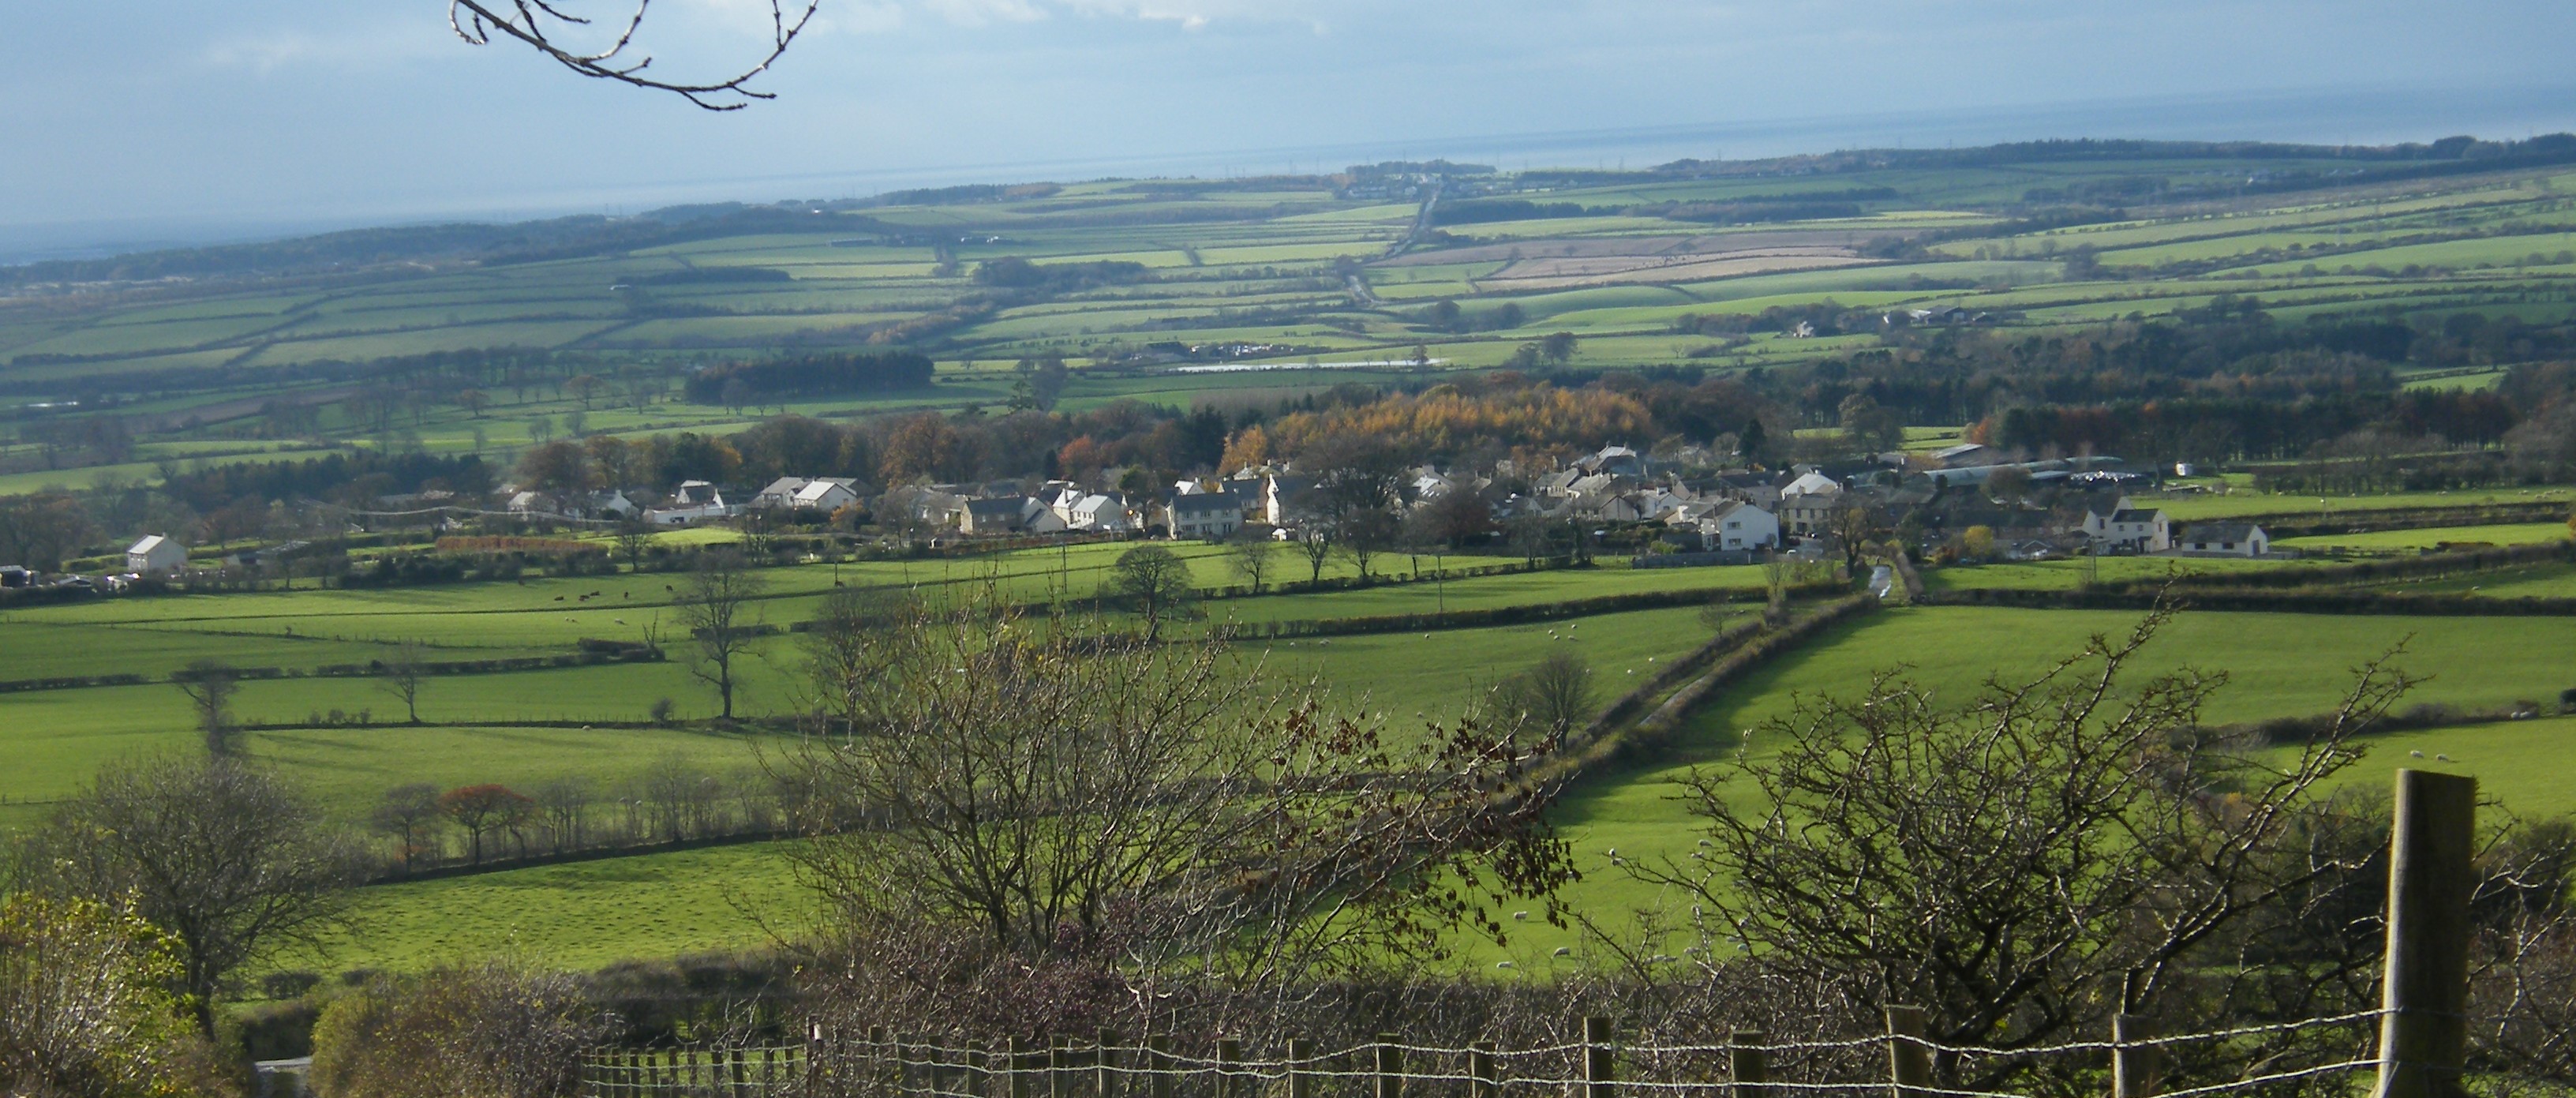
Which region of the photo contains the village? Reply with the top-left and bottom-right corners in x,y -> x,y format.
1,438 -> 2290,598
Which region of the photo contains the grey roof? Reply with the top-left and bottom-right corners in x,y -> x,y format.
2182,522 -> 2262,542
1170,492 -> 1241,515
2108,509 -> 2164,523
964,497 -> 1026,516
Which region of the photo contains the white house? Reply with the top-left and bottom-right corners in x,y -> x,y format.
2172,522 -> 2271,557
126,534 -> 188,575
1068,493 -> 1134,532
645,482 -> 733,527
1694,500 -> 1780,552
1166,491 -> 1245,541
2081,503 -> 2171,553
754,477 -> 861,513
1263,475 -> 1320,527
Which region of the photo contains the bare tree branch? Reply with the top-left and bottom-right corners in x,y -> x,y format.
450,0 -> 818,111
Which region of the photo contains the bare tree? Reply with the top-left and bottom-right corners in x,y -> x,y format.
1107,544 -> 1200,642
613,517 -> 655,573
1505,511 -> 1555,565
799,587 -> 919,737
1336,507 -> 1401,583
1624,610 -> 2415,1082
1825,500 -> 1887,581
533,777 -> 594,854
11,756 -> 361,1036
677,550 -> 763,720
171,659 -> 241,757
371,783 -> 447,871
439,784 -> 533,866
784,601 -> 1573,1001
1226,531 -> 1275,594
449,0 -> 818,111
1490,649 -> 1595,739
378,639 -> 429,725
1294,526 -> 1335,585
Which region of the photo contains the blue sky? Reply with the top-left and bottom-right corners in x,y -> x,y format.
6,2 -> 2574,256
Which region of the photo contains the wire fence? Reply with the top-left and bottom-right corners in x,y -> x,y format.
580,1008 -> 2391,1098
584,768 -> 2485,1098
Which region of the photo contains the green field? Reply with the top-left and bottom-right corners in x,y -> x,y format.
261,600 -> 2576,981
2273,522 -> 2573,551
13,144 -> 2576,994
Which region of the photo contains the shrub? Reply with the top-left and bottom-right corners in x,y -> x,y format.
0,894 -> 236,1097
260,969 -> 324,999
309,961 -> 612,1098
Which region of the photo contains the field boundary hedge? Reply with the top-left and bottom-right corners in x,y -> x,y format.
1540,594 -> 1881,784
2215,500 -> 2570,538
1929,585 -> 2576,616
2100,540 -> 2572,593
1228,582 -> 1829,640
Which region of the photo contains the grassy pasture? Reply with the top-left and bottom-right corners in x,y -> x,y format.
2151,486 -> 2575,520
308,603 -> 2576,981
1462,605 -> 2576,970
2273,522 -> 2572,551
305,841 -> 806,976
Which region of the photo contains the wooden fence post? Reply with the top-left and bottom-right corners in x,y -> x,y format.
1099,1029 -> 1121,1098
1146,1036 -> 1173,1098
1730,1031 -> 1769,1098
1470,1040 -> 1499,1098
1290,1038 -> 1316,1098
2111,1016 -> 2159,1098
1885,1006 -> 1930,1098
1584,1017 -> 1616,1098
1010,1037 -> 1033,1098
871,1029 -> 890,1096
1050,1038 -> 1069,1098
1218,1039 -> 1243,1098
2371,769 -> 2477,1098
1376,1033 -> 1405,1098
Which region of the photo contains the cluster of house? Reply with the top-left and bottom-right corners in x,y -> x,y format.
618,442 -> 2282,564
9,438 -> 2290,602
1381,441 -> 2282,564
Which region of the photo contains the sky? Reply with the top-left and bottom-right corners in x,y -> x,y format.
6,1 -> 2576,260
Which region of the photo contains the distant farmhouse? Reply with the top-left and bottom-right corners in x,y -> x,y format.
126,534 -> 188,575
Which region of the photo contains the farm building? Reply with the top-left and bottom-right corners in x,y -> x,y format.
753,477 -> 861,513
126,534 -> 188,575
2172,522 -> 2271,557
0,564 -> 33,588
646,482 -> 734,527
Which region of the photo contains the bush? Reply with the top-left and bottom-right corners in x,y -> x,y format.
309,961 -> 612,1098
0,894 -> 237,1097
260,969 -> 324,999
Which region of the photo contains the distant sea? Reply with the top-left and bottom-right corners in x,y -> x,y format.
7,82 -> 2575,268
